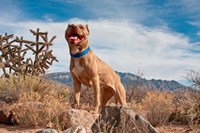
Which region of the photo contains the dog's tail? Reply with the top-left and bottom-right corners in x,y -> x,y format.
114,83 -> 127,105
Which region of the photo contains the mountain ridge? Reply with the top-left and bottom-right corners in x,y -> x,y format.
44,71 -> 187,91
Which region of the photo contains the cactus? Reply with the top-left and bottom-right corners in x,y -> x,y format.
0,28 -> 58,77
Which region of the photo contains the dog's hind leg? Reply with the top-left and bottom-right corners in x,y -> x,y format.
101,87 -> 115,108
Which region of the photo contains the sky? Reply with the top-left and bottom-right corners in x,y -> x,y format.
0,0 -> 200,85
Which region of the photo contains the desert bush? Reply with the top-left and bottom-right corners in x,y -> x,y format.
126,87 -> 148,104
185,69 -> 200,131
13,93 -> 70,129
127,88 -> 148,114
0,75 -> 71,129
141,90 -> 174,127
126,70 -> 147,104
171,89 -> 200,131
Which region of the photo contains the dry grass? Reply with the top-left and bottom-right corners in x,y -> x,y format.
0,75 -> 69,102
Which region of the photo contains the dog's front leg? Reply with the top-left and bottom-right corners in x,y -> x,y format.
72,78 -> 81,109
91,76 -> 100,113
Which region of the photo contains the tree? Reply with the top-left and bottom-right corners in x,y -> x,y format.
187,70 -> 200,90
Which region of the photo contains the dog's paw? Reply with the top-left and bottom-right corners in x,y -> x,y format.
89,107 -> 100,114
89,110 -> 98,114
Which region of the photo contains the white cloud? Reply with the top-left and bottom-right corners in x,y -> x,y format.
86,20 -> 200,80
0,17 -> 199,81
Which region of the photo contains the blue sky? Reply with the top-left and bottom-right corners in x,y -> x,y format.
0,0 -> 200,85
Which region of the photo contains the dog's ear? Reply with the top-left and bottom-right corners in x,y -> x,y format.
65,25 -> 70,40
86,24 -> 90,35
68,24 -> 71,28
65,29 -> 67,40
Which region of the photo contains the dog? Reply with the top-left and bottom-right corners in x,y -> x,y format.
65,24 -> 127,113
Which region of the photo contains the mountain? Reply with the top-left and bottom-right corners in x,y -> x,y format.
44,71 -> 187,91
116,72 -> 187,91
44,72 -> 73,86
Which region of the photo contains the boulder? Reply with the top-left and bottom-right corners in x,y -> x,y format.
59,109 -> 98,133
36,128 -> 58,133
63,126 -> 86,133
92,105 -> 159,133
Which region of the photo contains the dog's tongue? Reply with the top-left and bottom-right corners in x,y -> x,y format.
68,35 -> 84,44
68,36 -> 81,44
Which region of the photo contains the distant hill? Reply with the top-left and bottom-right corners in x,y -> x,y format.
44,71 -> 187,91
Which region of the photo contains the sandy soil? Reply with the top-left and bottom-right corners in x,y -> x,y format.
0,124 -> 198,133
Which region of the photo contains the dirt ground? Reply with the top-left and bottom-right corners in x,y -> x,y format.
0,124 -> 198,133
156,125 -> 195,133
0,124 -> 42,133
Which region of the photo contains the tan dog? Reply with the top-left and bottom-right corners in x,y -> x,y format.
65,24 -> 127,113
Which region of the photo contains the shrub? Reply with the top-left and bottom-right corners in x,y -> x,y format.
171,89 -> 200,131
141,90 -> 174,127
13,93 -> 70,129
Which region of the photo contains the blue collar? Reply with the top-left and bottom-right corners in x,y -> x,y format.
70,47 -> 90,58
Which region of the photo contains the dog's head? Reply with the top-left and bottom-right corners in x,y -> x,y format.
65,24 -> 90,46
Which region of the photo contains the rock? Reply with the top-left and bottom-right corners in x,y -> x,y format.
0,101 -> 9,124
63,126 -> 87,133
0,101 -> 16,125
59,109 -> 98,133
59,105 -> 159,133
36,128 -> 58,133
0,110 -> 10,124
92,105 -> 159,133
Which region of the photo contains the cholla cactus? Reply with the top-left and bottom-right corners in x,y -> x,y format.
0,28 -> 58,77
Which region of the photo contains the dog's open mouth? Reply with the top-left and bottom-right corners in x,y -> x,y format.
67,33 -> 85,44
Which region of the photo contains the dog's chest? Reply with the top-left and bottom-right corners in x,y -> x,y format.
73,60 -> 85,74
71,58 -> 93,87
